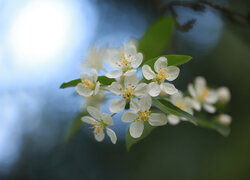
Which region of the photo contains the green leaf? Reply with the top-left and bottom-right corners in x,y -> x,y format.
138,17 -> 174,62
60,79 -> 81,89
152,98 -> 198,125
126,121 -> 156,151
64,111 -> 87,144
60,76 -> 115,89
143,55 -> 192,69
196,115 -> 231,137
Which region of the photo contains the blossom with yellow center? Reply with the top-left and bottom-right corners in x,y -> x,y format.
122,96 -> 167,138
142,57 -> 180,97
106,41 -> 143,78
76,69 -> 100,98
188,76 -> 218,113
81,106 -> 117,144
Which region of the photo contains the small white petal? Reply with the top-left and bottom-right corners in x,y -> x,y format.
218,114 -> 232,125
190,99 -> 201,111
188,84 -> 196,98
142,65 -> 155,80
94,81 -> 100,95
170,92 -> 183,103
124,73 -> 139,87
134,83 -> 148,98
217,87 -> 231,103
106,128 -> 117,144
139,96 -> 152,111
76,83 -> 93,97
129,121 -> 144,138
109,99 -> 126,113
87,106 -> 101,120
108,49 -> 122,68
122,112 -> 137,122
130,99 -> 140,113
124,69 -> 136,76
108,82 -> 122,95
94,130 -> 105,142
195,76 -> 206,93
165,66 -> 180,81
203,104 -> 216,113
149,113 -> 167,126
81,116 -> 96,124
205,90 -> 218,104
167,115 -> 180,125
161,83 -> 178,95
154,57 -> 168,73
131,53 -> 143,68
91,69 -> 98,82
106,70 -> 123,78
125,44 -> 137,55
148,82 -> 161,97
80,72 -> 90,80
101,113 -> 113,125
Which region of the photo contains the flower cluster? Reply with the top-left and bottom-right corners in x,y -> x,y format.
72,40 -> 231,144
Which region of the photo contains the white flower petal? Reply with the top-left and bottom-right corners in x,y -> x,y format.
122,112 -> 137,122
134,83 -> 148,98
148,82 -> 161,97
142,65 -> 155,80
170,92 -> 183,103
106,70 -> 123,78
131,53 -> 143,68
106,128 -> 117,144
108,49 -> 122,68
165,66 -> 180,81
188,84 -> 196,98
205,90 -> 218,104
139,96 -> 152,111
108,82 -> 122,95
81,116 -> 96,124
76,83 -> 93,97
109,99 -> 126,113
87,106 -> 101,120
91,69 -> 98,82
101,113 -> 113,125
149,113 -> 167,126
190,99 -> 201,111
125,44 -> 137,55
203,104 -> 216,113
161,83 -> 178,95
217,87 -> 231,103
124,69 -> 136,76
94,130 -> 105,142
124,73 -> 139,87
130,99 -> 140,113
94,81 -> 100,95
129,121 -> 144,138
154,57 -> 168,72
167,115 -> 180,125
80,72 -> 90,80
218,114 -> 232,125
195,76 -> 206,93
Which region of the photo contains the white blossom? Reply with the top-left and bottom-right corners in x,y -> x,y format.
76,69 -> 100,97
81,106 -> 117,144
122,96 -> 167,138
167,92 -> 195,125
108,73 -> 148,113
105,41 -> 143,78
217,87 -> 231,103
142,57 -> 179,97
188,76 -> 218,113
217,114 -> 232,126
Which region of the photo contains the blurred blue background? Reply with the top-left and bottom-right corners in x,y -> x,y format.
0,0 -> 250,179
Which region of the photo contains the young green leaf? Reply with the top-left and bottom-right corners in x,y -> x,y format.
143,55 -> 192,69
60,76 -> 115,89
126,121 -> 156,151
152,98 -> 198,125
64,111 -> 87,144
138,17 -> 174,62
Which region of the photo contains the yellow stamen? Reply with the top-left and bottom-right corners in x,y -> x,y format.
154,68 -> 168,84
135,110 -> 151,122
176,101 -> 185,110
82,79 -> 94,89
90,120 -> 107,135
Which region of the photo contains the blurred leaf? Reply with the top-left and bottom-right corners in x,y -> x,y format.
196,115 -> 231,137
138,17 -> 174,62
126,121 -> 156,151
64,111 -> 87,143
60,76 -> 115,89
60,79 -> 81,88
143,55 -> 192,69
152,98 -> 198,125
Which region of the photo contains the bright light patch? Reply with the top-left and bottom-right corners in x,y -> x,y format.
9,1 -> 72,70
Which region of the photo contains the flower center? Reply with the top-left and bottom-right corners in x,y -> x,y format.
154,68 -> 168,84
175,101 -> 185,110
90,120 -> 107,135
136,110 -> 151,122
115,52 -> 132,72
198,88 -> 209,102
82,79 -> 94,89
